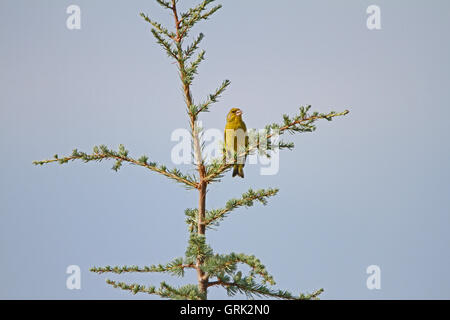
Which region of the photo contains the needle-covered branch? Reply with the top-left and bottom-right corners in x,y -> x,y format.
185,188 -> 279,232
184,33 -> 204,60
33,144 -> 198,189
182,49 -> 205,86
204,107 -> 349,183
150,28 -> 179,59
185,233 -> 214,261
141,0 -> 221,65
179,0 -> 222,39
201,252 -> 275,285
201,250 -> 317,299
208,276 -> 323,300
195,79 -> 231,115
90,258 -> 196,277
141,13 -> 176,39
155,0 -> 173,10
106,279 -> 205,300
206,188 -> 278,228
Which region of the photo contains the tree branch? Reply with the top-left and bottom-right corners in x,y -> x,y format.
204,108 -> 349,183
33,145 -> 198,189
206,188 -> 278,228
195,79 -> 231,115
202,252 -> 275,285
207,278 -> 323,300
106,279 -> 205,300
186,188 -> 279,231
90,260 -> 196,277
140,13 -> 176,39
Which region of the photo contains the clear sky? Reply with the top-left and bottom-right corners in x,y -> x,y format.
1,0 -> 449,299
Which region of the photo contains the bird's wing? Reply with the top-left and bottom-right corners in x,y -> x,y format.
242,121 -> 249,148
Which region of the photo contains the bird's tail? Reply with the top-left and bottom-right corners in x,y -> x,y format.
232,165 -> 244,178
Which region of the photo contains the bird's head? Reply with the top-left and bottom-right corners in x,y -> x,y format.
227,108 -> 243,123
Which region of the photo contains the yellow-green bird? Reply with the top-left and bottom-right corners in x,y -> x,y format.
224,108 -> 248,178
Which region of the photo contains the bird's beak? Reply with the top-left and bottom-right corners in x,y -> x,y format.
236,110 -> 242,116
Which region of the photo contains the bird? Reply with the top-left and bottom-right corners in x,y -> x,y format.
224,107 -> 248,178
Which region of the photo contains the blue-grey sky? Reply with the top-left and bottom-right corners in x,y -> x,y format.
1,0 -> 449,299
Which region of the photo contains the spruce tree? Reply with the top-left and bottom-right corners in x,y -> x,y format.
34,0 -> 349,300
